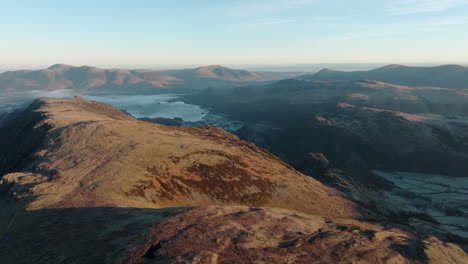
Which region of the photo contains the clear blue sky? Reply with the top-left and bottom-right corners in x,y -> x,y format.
1,0 -> 468,68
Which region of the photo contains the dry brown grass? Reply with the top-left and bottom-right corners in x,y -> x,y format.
3,97 -> 357,218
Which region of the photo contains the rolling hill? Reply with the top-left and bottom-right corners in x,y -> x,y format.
300,64 -> 468,89
0,64 -> 181,93
0,64 -> 277,94
162,65 -> 271,82
0,97 -> 357,215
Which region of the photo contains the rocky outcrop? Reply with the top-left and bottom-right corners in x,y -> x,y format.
0,205 -> 465,264
126,206 -> 467,264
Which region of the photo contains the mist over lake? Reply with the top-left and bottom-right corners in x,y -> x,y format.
1,90 -> 208,122
84,94 -> 207,121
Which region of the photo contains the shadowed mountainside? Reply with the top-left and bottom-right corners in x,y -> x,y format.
183,79 -> 468,176
300,64 -> 468,89
182,78 -> 468,253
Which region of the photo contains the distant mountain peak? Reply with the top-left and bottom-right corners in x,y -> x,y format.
189,65 -> 269,81
194,65 -> 228,72
319,68 -> 338,72
438,64 -> 465,69
299,64 -> 468,89
47,63 -> 72,70
202,64 -> 225,69
379,64 -> 403,69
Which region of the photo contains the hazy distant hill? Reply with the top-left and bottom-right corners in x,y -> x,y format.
184,79 -> 468,176
300,64 -> 468,89
0,64 -> 278,94
255,71 -> 306,79
0,64 -> 182,93
162,65 -> 271,82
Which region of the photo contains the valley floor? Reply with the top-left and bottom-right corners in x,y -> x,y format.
374,171 -> 468,239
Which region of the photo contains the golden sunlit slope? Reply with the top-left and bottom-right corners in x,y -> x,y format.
0,97 -> 356,218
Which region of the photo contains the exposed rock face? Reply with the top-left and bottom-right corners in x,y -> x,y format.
296,153 -> 330,174
0,204 -> 466,263
0,97 -> 466,263
123,206 -> 467,264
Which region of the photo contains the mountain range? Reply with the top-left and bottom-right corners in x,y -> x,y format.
3,64 -> 468,96
300,64 -> 468,89
0,64 -> 283,94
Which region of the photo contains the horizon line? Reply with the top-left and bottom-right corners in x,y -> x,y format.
1,62 -> 468,72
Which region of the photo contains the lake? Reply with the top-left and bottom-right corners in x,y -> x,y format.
0,90 -> 242,131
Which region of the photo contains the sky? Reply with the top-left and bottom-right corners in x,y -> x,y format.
1,0 -> 468,69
